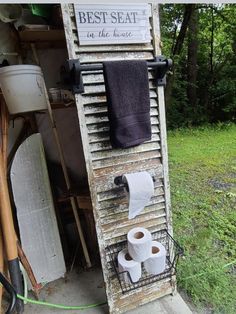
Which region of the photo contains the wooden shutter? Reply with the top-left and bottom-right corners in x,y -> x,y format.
61,4 -> 174,313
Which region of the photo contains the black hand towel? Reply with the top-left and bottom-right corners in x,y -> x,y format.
103,60 -> 151,148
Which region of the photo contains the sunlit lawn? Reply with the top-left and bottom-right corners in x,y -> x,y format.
168,123 -> 236,313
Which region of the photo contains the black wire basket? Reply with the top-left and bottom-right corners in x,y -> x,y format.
106,229 -> 183,294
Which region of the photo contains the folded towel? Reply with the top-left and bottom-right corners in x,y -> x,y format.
103,60 -> 151,148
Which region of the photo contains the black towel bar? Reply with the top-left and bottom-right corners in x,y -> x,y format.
73,60 -> 171,72
61,56 -> 172,94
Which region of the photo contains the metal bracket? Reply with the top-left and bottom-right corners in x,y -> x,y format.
60,59 -> 84,94
154,55 -> 172,87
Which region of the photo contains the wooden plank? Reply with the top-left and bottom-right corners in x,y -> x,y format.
87,123 -> 160,135
151,3 -> 173,252
89,133 -> 159,153
85,114 -> 159,126
100,199 -> 166,220
10,134 -> 66,284
61,4 -> 77,59
93,156 -> 161,178
83,102 -> 158,115
98,183 -> 164,202
99,198 -> 166,222
79,51 -> 154,63
82,81 -> 156,95
151,3 -> 176,294
102,207 -> 166,234
70,16 -> 153,32
72,31 -> 155,45
111,280 -> 173,313
103,216 -> 167,241
85,105 -> 155,119
100,202 -> 166,224
92,150 -> 161,169
82,71 -> 155,84
88,128 -> 159,143
79,95 -> 158,106
75,43 -> 154,53
91,141 -> 160,160
82,89 -> 157,99
98,188 -> 165,211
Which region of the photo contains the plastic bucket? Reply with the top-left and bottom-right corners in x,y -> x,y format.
0,65 -> 47,114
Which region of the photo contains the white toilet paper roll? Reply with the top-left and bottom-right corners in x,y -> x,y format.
118,249 -> 141,283
144,241 -> 166,275
123,171 -> 154,219
127,227 -> 152,262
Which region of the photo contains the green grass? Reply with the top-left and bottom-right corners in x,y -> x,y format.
168,123 -> 236,314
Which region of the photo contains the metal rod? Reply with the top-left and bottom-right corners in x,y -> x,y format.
114,175 -> 156,186
79,60 -> 171,72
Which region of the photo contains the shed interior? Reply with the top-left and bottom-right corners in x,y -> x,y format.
0,3 -> 101,305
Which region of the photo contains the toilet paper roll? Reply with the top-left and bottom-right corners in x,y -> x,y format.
144,241 -> 166,275
127,227 -> 152,262
118,248 -> 141,283
123,171 -> 154,219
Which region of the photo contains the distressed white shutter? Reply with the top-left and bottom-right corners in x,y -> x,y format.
61,4 -> 174,313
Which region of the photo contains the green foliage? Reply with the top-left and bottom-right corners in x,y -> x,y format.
160,4 -> 236,128
168,124 -> 236,313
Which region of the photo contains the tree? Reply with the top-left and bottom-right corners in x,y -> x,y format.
160,4 -> 236,128
163,4 -> 196,106
187,6 -> 198,112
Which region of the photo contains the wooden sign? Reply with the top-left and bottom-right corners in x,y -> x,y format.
74,4 -> 151,45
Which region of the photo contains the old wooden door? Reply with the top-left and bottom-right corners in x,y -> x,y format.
61,3 -> 175,313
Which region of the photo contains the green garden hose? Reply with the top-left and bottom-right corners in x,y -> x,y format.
16,294 -> 107,310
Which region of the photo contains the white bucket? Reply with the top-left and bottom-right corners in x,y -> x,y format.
0,65 -> 47,114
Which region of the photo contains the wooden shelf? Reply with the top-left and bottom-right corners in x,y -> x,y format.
19,29 -> 66,43
19,29 -> 67,49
